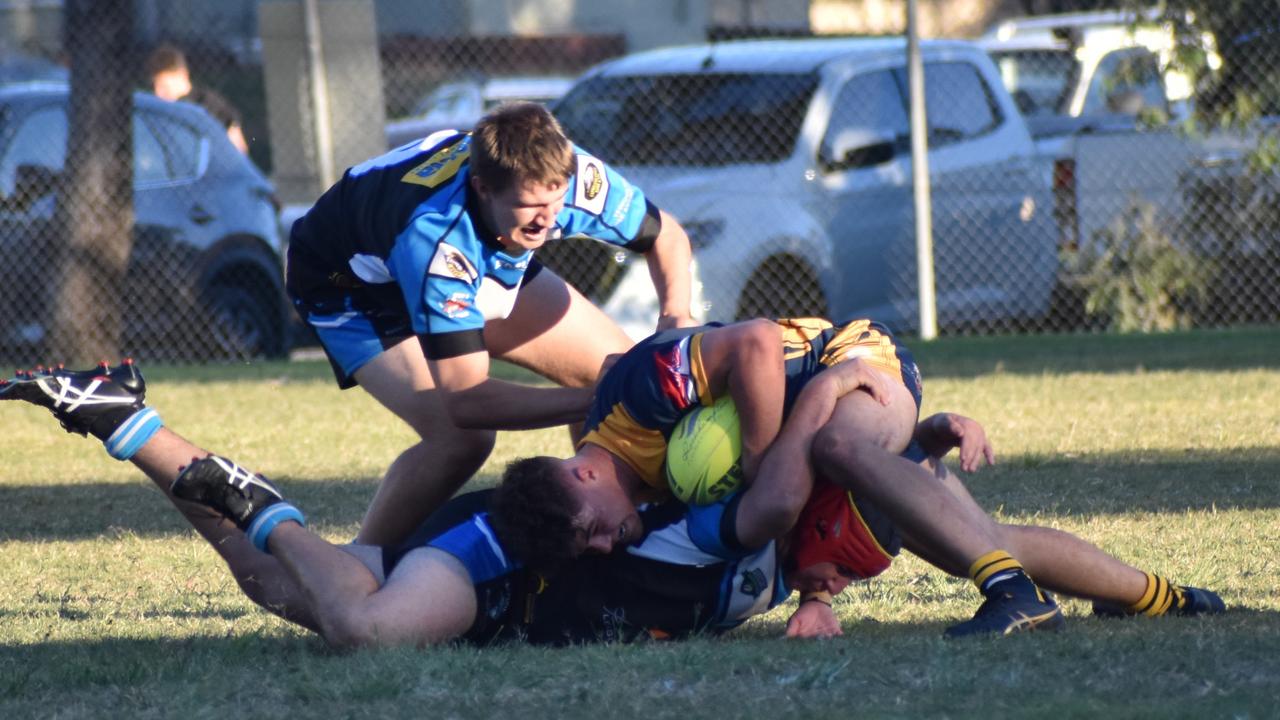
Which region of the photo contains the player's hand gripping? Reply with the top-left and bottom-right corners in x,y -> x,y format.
785,597 -> 843,639
822,356 -> 892,405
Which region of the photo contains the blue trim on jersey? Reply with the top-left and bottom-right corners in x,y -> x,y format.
426,512 -> 517,584
684,494 -> 747,559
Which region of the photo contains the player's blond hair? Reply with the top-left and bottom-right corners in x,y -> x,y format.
470,102 -> 575,192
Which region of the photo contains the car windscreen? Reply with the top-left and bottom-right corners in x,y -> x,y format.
555,72 -> 817,166
990,50 -> 1079,116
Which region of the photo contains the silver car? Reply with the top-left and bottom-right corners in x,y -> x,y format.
553,38 -> 1058,336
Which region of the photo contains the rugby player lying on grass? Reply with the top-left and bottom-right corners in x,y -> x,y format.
489,317 -> 1225,638
1,360 -> 995,646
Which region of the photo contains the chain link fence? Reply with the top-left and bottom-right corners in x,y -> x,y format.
0,1 -> 1276,365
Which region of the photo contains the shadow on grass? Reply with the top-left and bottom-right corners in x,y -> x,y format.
0,474 -> 493,542
1,448 -> 1277,542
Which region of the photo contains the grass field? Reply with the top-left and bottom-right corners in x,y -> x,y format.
2,327 -> 1279,718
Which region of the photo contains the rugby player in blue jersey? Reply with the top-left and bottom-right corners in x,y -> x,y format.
489,317 -> 1225,637
285,103 -> 696,548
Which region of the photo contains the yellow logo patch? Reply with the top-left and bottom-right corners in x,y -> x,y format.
402,139 -> 471,188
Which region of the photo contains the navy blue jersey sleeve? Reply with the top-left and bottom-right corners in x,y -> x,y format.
426,512 -> 520,584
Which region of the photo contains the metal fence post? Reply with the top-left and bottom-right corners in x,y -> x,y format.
907,0 -> 937,340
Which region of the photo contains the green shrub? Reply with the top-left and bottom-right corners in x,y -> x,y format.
1068,199 -> 1213,332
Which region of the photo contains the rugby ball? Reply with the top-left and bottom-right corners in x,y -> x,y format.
665,396 -> 744,505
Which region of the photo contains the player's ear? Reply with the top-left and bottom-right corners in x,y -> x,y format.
572,464 -> 596,483
469,174 -> 489,200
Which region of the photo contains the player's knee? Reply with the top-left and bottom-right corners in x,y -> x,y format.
318,608 -> 379,651
812,422 -> 874,471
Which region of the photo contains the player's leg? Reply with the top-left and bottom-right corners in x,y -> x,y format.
0,363 -> 318,630
812,388 -> 1000,569
171,455 -> 476,649
813,396 -> 1063,637
350,337 -> 496,547
913,463 -> 1224,617
485,266 -> 634,441
267,526 -> 477,649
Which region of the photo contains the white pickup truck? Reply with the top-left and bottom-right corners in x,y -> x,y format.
550,37 -> 1059,337
978,10 -> 1226,255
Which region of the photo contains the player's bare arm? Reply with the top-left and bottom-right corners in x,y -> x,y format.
693,320 -> 788,482
429,350 -> 593,430
732,358 -> 890,550
646,209 -> 696,330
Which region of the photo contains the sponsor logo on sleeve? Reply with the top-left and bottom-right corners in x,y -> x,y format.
402,137 -> 471,188
428,242 -> 479,281
573,154 -> 610,215
609,184 -> 636,226
653,344 -> 694,410
439,291 -> 474,319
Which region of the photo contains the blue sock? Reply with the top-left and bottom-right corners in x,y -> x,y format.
246,503 -> 306,553
104,408 -> 164,461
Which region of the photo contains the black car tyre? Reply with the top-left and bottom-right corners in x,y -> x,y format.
202,280 -> 286,361
736,256 -> 828,321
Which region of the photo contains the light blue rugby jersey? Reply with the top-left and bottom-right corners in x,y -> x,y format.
289,131 -> 661,359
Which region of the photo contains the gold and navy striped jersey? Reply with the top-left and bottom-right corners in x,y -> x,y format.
579,318 -> 923,493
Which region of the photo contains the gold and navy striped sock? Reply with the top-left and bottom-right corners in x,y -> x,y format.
969,550 -> 1037,598
1125,572 -> 1185,616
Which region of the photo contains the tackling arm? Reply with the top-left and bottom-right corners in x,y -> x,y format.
429,351 -> 593,430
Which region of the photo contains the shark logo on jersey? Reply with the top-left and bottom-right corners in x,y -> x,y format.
574,155 -> 609,215
428,242 -> 479,282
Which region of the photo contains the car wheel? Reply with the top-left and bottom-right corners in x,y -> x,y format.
202,280 -> 286,361
736,257 -> 828,320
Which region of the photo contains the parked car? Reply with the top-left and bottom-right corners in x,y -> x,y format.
550,38 -> 1058,336
977,9 -> 1217,123
0,51 -> 67,86
0,83 -> 288,360
384,75 -> 574,149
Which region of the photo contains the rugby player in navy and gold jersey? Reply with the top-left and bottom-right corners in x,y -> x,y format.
285,102 -> 696,549
490,318 -> 1225,637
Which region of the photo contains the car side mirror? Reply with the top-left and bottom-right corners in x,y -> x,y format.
823,128 -> 897,172
12,163 -> 60,209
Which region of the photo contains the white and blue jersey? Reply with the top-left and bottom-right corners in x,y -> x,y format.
286,131 -> 661,387
390,490 -> 789,645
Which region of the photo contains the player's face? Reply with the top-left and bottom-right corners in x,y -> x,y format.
476,177 -> 566,254
788,561 -> 854,595
568,482 -> 643,557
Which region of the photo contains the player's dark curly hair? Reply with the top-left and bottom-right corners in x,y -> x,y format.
488,456 -> 582,573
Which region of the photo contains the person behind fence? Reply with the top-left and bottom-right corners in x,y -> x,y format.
284,102 -> 695,549
489,316 -> 1226,637
1,360 -> 1223,645
146,43 -> 249,154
